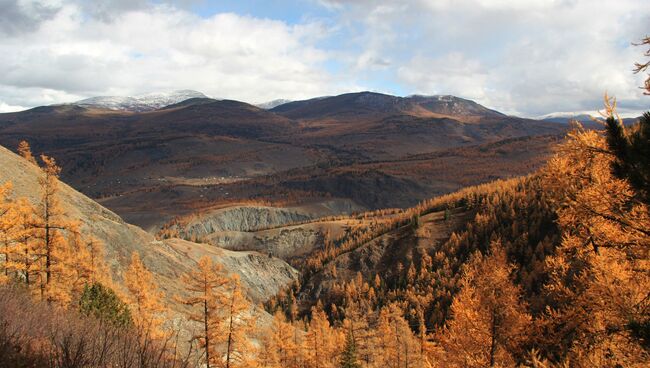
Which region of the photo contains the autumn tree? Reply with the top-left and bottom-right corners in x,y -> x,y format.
376,303 -> 421,368
0,182 -> 16,284
633,35 -> 650,94
258,328 -> 281,368
538,110 -> 650,366
435,242 -> 531,367
124,252 -> 165,336
220,274 -> 256,368
178,256 -> 228,368
305,304 -> 340,368
32,154 -> 75,303
17,140 -> 36,165
263,311 -> 301,368
11,197 -> 38,289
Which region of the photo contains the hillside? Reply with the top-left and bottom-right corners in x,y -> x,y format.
1,117 -> 648,367
0,144 -> 299,305
270,92 -> 505,121
0,92 -> 565,230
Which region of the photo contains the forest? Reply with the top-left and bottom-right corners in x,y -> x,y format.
0,38 -> 649,368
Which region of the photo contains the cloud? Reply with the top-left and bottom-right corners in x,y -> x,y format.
0,0 -> 60,35
1,0 -> 649,116
0,101 -> 28,113
0,0 -> 345,109
398,53 -> 487,100
321,0 -> 650,116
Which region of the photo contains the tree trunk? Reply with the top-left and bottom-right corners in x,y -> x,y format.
226,292 -> 235,368
204,299 -> 210,368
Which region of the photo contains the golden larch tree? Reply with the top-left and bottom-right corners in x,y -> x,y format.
0,182 -> 16,284
375,303 -> 421,368
434,242 -> 531,368
177,255 -> 228,368
304,304 -> 340,368
11,197 -> 38,288
124,252 -> 165,335
17,140 -> 37,165
33,154 -> 74,303
538,114 -> 650,366
220,274 -> 256,368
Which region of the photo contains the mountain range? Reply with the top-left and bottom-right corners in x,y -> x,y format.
72,90 -> 209,112
0,90 -> 578,230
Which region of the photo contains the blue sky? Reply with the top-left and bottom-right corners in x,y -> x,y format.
191,0 -> 328,24
0,0 -> 648,117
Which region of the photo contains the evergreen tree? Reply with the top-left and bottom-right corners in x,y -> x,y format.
79,282 -> 132,327
339,329 -> 360,368
605,111 -> 650,203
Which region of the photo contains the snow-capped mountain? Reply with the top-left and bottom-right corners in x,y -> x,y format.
74,90 -> 208,112
538,111 -> 642,126
255,99 -> 292,109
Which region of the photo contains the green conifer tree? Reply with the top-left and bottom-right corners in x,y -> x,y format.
79,282 -> 132,327
339,329 -> 361,368
605,112 -> 650,203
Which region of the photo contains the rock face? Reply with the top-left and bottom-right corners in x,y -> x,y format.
165,199 -> 364,259
202,226 -> 324,259
0,145 -> 299,305
180,206 -> 314,235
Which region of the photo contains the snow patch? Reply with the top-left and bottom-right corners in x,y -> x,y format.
74,90 -> 208,112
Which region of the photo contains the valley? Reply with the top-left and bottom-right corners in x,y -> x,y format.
1,2 -> 648,366
0,92 -> 565,231
0,90 -> 646,368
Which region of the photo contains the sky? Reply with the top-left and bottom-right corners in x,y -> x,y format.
0,0 -> 649,117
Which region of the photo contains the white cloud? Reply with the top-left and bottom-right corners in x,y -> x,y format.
398,53 -> 487,99
0,101 -> 27,113
0,1 -> 344,110
1,0 -> 649,116
324,0 -> 650,116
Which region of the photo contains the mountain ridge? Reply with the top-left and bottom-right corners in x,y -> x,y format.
72,89 -> 209,112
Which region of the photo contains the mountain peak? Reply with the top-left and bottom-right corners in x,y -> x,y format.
270,91 -> 505,120
256,99 -> 292,109
73,90 -> 209,112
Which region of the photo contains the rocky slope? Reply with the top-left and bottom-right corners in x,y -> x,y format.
0,144 -> 299,304
161,199 -> 365,259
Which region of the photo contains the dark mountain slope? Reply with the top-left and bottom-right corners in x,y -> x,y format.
0,92 -> 565,230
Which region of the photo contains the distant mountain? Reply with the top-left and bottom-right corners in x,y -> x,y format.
256,99 -> 292,109
539,112 -> 596,124
0,91 -> 566,230
540,112 -> 640,126
73,90 -> 208,112
270,91 -> 505,121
